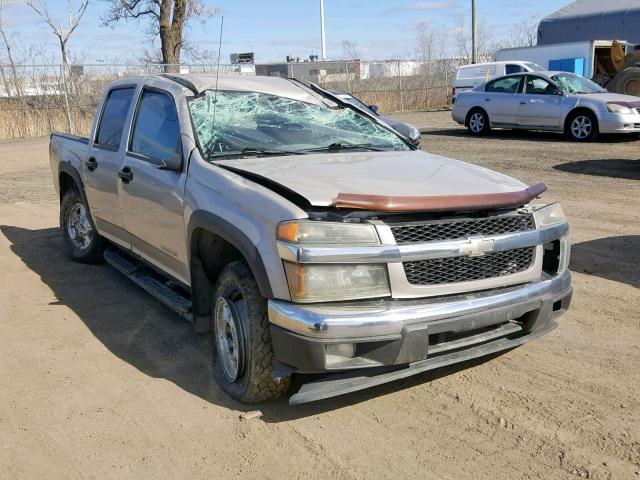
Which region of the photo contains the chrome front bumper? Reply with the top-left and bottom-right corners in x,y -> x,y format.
269,270 -> 571,339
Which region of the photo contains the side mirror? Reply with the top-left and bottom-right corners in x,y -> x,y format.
368,104 -> 379,114
158,153 -> 183,171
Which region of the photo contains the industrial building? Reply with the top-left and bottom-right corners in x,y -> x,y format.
538,0 -> 640,45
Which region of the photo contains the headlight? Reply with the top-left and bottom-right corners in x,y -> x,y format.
277,220 -> 380,245
532,202 -> 566,227
283,262 -> 390,303
606,103 -> 632,114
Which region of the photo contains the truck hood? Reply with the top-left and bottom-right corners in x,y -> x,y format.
215,150 -> 533,210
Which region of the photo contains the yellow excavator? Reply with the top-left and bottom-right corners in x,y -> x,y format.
593,40 -> 640,96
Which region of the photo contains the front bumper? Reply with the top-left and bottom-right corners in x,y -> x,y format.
269,270 -> 572,402
598,111 -> 640,133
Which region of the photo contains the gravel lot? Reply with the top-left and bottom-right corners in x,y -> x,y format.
1,112 -> 639,479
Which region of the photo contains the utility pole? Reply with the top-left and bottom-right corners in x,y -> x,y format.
471,0 -> 477,63
320,0 -> 327,60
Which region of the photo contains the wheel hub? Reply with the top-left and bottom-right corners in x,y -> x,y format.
214,296 -> 244,382
66,203 -> 93,250
470,113 -> 484,132
571,116 -> 591,139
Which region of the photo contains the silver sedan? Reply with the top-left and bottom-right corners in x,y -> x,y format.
452,71 -> 640,141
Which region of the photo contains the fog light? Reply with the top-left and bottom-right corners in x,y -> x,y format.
326,343 -> 356,358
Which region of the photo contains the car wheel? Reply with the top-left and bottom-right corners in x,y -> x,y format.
467,109 -> 490,135
212,261 -> 290,404
60,188 -> 105,263
567,111 -> 599,142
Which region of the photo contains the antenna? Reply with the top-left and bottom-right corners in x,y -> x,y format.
212,15 -> 224,138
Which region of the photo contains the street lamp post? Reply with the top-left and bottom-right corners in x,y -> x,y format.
320,0 -> 327,60
471,0 -> 477,63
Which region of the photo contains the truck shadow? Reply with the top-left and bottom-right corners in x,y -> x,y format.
553,159 -> 640,180
570,235 -> 640,288
1,224 -> 507,421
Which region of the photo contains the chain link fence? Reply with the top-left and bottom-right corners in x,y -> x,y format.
0,59 -> 468,141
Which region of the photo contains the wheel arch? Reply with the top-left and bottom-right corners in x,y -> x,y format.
465,106 -> 488,127
563,107 -> 598,134
187,210 -> 274,333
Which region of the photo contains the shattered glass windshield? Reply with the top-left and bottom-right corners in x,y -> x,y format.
188,90 -> 409,158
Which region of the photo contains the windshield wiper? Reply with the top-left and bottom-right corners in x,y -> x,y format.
208,147 -> 305,160
301,142 -> 385,153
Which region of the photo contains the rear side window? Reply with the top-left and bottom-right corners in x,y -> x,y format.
95,87 -> 135,149
505,64 -> 525,75
485,76 -> 522,94
130,90 -> 180,163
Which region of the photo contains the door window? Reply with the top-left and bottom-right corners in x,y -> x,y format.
485,76 -> 522,93
95,87 -> 135,150
130,90 -> 180,163
524,76 -> 559,95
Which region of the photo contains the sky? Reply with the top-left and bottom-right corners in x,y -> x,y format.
0,0 -> 566,64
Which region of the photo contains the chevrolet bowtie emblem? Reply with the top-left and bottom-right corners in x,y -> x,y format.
459,236 -> 495,257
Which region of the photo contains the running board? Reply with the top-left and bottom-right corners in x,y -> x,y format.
103,248 -> 193,322
288,320 -> 557,405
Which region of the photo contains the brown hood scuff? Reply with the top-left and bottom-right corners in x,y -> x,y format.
332,183 -> 547,212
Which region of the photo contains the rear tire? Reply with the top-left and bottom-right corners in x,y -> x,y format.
60,188 -> 105,263
466,109 -> 490,136
607,67 -> 640,96
211,261 -> 290,404
566,111 -> 599,142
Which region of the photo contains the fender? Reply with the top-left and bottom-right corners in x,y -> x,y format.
58,161 -> 99,231
188,210 -> 273,299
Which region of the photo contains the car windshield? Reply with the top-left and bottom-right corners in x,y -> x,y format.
188,90 -> 409,158
524,62 -> 545,72
551,73 -> 606,94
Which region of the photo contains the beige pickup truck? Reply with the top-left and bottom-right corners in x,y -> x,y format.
49,74 -> 572,404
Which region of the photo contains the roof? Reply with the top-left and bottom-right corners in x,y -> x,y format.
162,74 -> 325,105
538,0 -> 640,45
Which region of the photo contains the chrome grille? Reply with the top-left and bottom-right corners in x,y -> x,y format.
403,247 -> 535,285
390,214 -> 535,244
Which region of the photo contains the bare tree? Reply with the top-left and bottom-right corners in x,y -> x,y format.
101,0 -> 218,66
455,14 -> 491,63
416,22 -> 447,108
0,0 -> 20,96
492,15 -> 539,51
341,40 -> 360,60
27,0 -> 89,132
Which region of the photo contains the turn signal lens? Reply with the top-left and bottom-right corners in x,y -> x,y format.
277,220 -> 380,245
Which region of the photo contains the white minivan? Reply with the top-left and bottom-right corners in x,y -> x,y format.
452,61 -> 545,102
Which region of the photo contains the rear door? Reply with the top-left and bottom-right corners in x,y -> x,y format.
83,86 -> 136,248
482,75 -> 524,126
118,87 -> 189,284
517,75 -> 565,128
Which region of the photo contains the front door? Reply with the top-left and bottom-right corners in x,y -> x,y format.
517,76 -> 565,128
83,86 -> 136,248
118,88 -> 189,284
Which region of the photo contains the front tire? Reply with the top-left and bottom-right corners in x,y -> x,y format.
566,111 -> 599,142
60,188 -> 105,263
466,109 -> 490,136
212,261 -> 290,403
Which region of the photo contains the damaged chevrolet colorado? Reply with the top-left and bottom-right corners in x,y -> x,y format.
49,74 -> 572,404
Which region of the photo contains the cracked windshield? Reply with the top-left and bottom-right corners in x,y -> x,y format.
189,90 -> 409,158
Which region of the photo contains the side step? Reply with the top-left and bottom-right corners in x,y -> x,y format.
103,248 -> 193,322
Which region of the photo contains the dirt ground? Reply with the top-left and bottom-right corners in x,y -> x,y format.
1,112 -> 639,479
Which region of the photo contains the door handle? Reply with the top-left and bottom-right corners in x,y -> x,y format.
118,166 -> 133,183
484,98 -> 490,102
519,101 -> 527,105
85,157 -> 98,172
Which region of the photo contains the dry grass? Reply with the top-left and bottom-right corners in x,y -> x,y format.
0,98 -> 94,140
